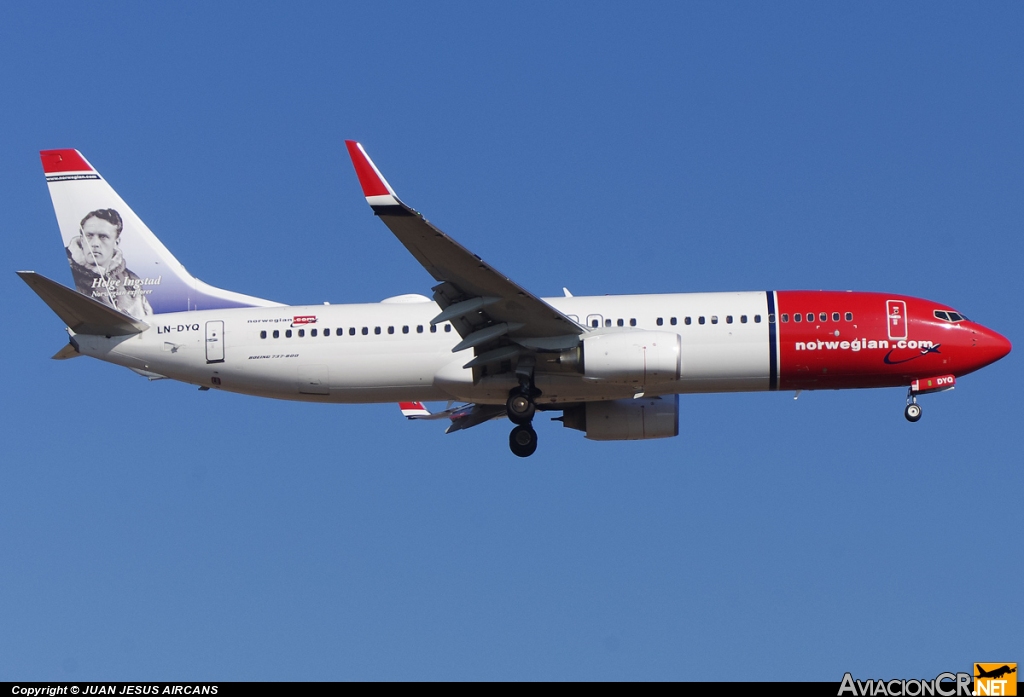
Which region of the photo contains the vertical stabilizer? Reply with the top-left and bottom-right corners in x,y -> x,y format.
41,149 -> 280,317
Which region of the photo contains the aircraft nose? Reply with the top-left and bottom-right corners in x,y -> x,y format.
972,325 -> 1012,368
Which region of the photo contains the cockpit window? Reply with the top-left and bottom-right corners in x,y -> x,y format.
933,310 -> 949,321
934,310 -> 966,323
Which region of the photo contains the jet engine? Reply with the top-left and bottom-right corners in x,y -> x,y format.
559,395 -> 680,441
560,331 -> 681,385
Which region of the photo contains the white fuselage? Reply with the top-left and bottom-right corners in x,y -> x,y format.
75,291 -> 774,405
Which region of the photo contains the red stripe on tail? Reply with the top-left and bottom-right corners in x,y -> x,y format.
40,149 -> 92,173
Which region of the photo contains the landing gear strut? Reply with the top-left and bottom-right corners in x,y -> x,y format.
905,388 -> 922,423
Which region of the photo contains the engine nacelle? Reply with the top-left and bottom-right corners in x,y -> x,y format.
560,395 -> 679,441
579,331 -> 681,385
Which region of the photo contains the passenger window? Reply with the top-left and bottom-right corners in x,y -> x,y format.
768,313 -> 775,324
298,329 -> 305,337
321,328 -> 328,336
670,317 -> 677,326
819,313 -> 827,322
604,319 -> 611,327
260,330 -> 267,339
754,315 -> 762,323
349,327 -> 356,336
273,330 -> 279,338
374,327 -> 381,335
781,314 -> 788,323
286,329 -> 292,338
684,317 -> 692,325
402,326 -> 409,334
630,318 -> 636,327
711,316 -> 718,324
617,318 -> 624,327
741,315 -> 748,323
312,329 -> 319,337
445,324 -> 452,332
656,317 -> 663,326
592,319 -> 600,328
832,312 -> 840,322
430,325 -> 437,333
845,312 -> 853,321
794,314 -> 801,323
417,325 -> 424,333
388,326 -> 394,334
806,313 -> 814,322
699,316 -> 705,325
726,315 -> 733,324
362,327 -> 368,335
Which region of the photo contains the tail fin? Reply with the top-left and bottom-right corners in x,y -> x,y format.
41,149 -> 281,318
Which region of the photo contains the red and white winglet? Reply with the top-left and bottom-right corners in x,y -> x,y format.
345,140 -> 402,208
399,402 -> 432,419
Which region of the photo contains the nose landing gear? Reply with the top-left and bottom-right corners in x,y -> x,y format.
905,387 -> 922,422
903,374 -> 955,422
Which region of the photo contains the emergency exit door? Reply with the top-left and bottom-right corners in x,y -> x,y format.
206,320 -> 225,363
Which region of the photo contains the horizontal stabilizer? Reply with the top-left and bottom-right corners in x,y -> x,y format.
51,343 -> 80,360
18,271 -> 149,336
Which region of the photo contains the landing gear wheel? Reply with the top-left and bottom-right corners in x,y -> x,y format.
507,392 -> 536,425
509,424 -> 538,457
905,403 -> 922,422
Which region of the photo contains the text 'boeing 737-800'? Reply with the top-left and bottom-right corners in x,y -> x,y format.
19,143 -> 1011,457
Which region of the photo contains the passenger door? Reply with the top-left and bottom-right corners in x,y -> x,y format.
205,320 -> 225,363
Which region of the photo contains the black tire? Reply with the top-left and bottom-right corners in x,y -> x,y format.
509,425 -> 538,457
506,392 -> 536,425
905,404 -> 922,422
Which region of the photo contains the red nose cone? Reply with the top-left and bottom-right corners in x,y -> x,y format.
974,326 -> 1012,369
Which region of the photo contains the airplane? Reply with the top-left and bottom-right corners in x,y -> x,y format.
975,665 -> 1016,680
19,144 -> 1012,457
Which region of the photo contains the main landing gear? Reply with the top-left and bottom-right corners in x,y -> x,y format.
905,388 -> 922,423
509,424 -> 538,457
506,366 -> 540,457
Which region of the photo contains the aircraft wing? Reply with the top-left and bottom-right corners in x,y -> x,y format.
345,141 -> 585,368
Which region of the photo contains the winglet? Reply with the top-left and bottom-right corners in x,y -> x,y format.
399,402 -> 431,418
345,140 -> 402,208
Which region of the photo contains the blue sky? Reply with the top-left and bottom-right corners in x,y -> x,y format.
1,2 -> 1021,681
